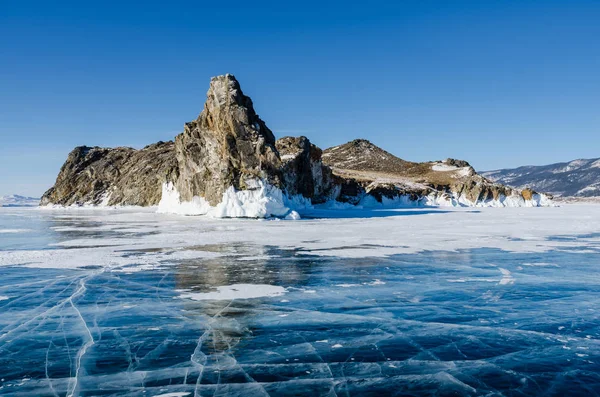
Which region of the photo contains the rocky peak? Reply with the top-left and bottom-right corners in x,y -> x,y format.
173,74 -> 282,205
323,139 -> 413,173
195,74 -> 276,145
444,158 -> 472,169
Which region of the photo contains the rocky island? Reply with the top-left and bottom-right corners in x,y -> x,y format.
41,74 -> 551,217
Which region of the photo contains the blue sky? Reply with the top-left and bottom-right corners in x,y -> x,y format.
1,0 -> 599,197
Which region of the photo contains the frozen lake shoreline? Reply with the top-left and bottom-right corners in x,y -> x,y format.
1,205 -> 599,396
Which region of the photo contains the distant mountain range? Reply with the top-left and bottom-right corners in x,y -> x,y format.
483,158 -> 600,197
0,195 -> 40,207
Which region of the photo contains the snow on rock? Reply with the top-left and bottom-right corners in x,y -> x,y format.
158,179 -> 306,219
431,163 -> 460,172
333,190 -> 553,209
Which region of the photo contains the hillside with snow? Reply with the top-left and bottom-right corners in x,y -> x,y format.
483,158 -> 600,197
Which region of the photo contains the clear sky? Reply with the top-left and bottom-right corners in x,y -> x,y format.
1,0 -> 599,197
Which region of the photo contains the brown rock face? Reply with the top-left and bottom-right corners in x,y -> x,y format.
40,142 -> 177,206
521,188 -> 534,201
173,74 -> 282,205
322,139 -> 537,205
275,136 -> 334,203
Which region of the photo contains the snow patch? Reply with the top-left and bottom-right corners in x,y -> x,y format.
432,163 -> 460,172
0,229 -> 31,234
178,284 -> 286,301
280,153 -> 299,161
522,262 -> 559,267
498,268 -> 515,285
153,393 -> 191,397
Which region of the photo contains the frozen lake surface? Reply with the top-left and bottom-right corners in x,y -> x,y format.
1,206 -> 599,396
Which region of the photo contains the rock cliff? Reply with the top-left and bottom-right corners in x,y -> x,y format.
41,141 -> 177,206
42,74 -> 550,215
173,75 -> 282,206
322,139 -> 545,206
275,136 -> 334,203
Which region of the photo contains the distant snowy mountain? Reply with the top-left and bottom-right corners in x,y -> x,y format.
0,195 -> 40,207
483,158 -> 600,197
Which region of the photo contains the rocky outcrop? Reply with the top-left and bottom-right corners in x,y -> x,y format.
41,141 -> 177,206
275,136 -> 334,203
322,140 -> 545,206
173,75 -> 282,206
42,74 -> 551,214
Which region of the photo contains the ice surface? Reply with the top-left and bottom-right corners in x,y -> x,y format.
1,205 -> 600,270
0,205 -> 599,396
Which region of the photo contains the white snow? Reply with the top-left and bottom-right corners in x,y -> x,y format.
280,153 -> 299,161
522,262 -> 559,267
285,211 -> 301,220
553,159 -> 590,173
153,393 -> 191,397
497,268 -> 515,285
178,284 -> 286,301
576,185 -> 600,195
157,180 -> 306,219
432,163 -> 460,172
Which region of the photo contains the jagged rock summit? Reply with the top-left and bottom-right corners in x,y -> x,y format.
173,74 -> 282,206
42,74 -> 551,216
